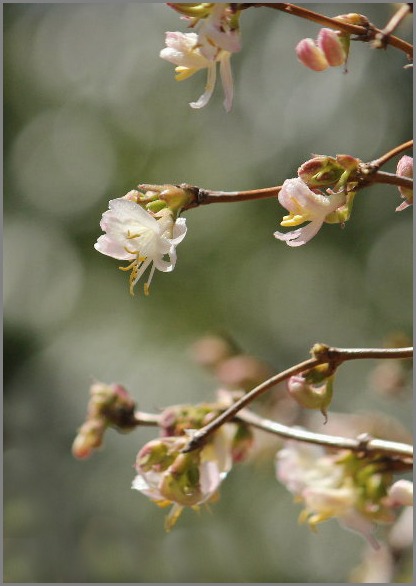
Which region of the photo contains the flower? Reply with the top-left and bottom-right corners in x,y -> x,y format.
132,430 -> 233,530
160,31 -> 235,111
276,441 -> 393,548
94,199 -> 187,295
273,178 -> 346,246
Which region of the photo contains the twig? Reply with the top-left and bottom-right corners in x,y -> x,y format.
183,344 -> 413,453
365,139 -> 413,170
373,3 -> 413,50
131,402 -> 413,462
237,409 -> 413,461
181,184 -> 281,210
241,3 -> 413,58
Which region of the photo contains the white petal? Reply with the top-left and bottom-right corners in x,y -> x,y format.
94,235 -> 135,260
274,220 -> 324,247
219,53 -> 234,112
190,63 -> 217,109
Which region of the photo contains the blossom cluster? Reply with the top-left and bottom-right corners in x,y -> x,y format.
276,440 -> 411,548
160,4 -> 242,111
132,400 -> 253,530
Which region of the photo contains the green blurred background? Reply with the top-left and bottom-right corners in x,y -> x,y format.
4,3 -> 412,582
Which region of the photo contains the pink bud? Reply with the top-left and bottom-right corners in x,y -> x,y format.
296,38 -> 328,72
396,155 -> 413,208
317,29 -> 347,67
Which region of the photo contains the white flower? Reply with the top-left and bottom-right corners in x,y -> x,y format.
274,178 -> 346,246
94,199 -> 187,295
276,441 -> 379,547
160,31 -> 235,111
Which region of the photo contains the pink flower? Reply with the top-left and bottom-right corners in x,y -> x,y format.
94,199 -> 187,295
274,178 -> 346,246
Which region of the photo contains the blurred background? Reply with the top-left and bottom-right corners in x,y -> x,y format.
4,3 -> 413,582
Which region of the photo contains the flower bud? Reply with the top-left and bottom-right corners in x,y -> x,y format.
334,13 -> 369,27
298,156 -> 344,188
167,3 -> 214,18
287,374 -> 334,422
89,382 -> 136,430
295,38 -> 328,72
396,155 -> 413,210
317,29 -> 348,67
72,418 -> 107,460
138,183 -> 196,215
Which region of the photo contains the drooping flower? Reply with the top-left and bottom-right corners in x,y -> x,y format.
276,441 -> 395,548
160,31 -> 235,111
287,373 -> 333,422
132,430 -> 233,530
95,199 -> 187,295
274,177 -> 346,246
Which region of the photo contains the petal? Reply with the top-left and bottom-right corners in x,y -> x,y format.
190,63 -> 217,109
169,217 -> 188,244
274,220 -> 324,247
94,235 -> 135,260
219,53 -> 234,112
108,199 -> 159,231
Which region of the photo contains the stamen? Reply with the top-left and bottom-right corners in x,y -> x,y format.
119,260 -> 137,272
144,264 -> 156,296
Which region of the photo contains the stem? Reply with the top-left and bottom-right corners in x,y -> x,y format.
131,404 -> 413,461
249,3 -> 368,35
237,409 -> 413,460
373,3 -> 412,49
367,171 -> 413,190
182,184 -> 281,210
366,140 -> 413,169
183,344 -> 413,453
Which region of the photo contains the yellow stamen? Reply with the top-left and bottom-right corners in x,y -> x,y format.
281,213 -> 308,227
175,66 -> 198,81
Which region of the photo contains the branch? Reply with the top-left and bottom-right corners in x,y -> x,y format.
237,409 -> 413,462
245,3 -> 413,58
131,401 -> 413,462
181,184 -> 282,210
183,344 -> 413,453
364,170 -> 413,190
364,139 -> 413,170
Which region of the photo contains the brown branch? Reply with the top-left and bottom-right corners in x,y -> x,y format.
365,139 -> 413,170
183,344 -> 413,453
131,401 -> 413,462
237,409 -> 413,461
181,184 -> 281,210
242,3 -> 413,58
